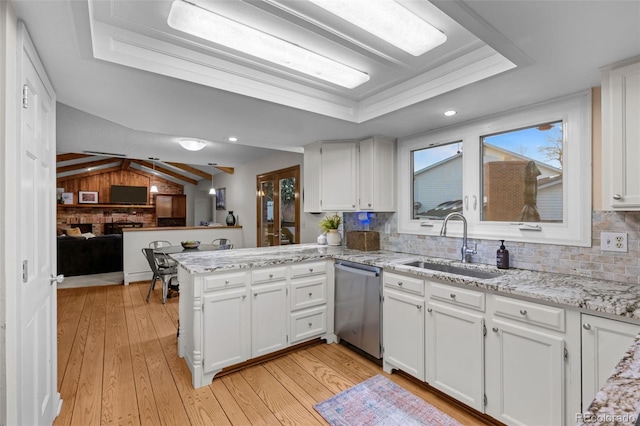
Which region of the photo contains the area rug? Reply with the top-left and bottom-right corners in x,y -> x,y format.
314,374 -> 463,426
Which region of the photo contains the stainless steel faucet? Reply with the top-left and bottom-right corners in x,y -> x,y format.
440,212 -> 477,263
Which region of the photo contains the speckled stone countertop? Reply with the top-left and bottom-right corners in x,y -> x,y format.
170,244 -> 640,424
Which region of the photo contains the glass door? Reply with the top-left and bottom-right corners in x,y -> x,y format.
257,166 -> 300,247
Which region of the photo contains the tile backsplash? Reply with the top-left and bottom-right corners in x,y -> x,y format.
344,211 -> 640,284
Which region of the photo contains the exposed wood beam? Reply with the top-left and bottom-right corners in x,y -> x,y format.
166,162 -> 212,180
215,166 -> 234,175
56,158 -> 121,174
56,165 -> 124,183
56,153 -> 93,162
131,159 -> 198,185
121,159 -> 131,170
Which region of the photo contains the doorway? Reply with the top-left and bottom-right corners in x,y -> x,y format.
256,165 -> 300,247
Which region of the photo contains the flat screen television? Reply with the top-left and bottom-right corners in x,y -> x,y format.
110,185 -> 148,205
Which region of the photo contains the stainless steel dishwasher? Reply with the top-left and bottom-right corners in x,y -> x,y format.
334,260 -> 382,359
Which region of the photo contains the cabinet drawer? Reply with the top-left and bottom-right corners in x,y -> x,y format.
290,306 -> 327,344
203,271 -> 249,291
291,261 -> 327,278
252,266 -> 287,283
383,271 -> 424,295
493,296 -> 565,332
430,283 -> 485,312
290,276 -> 327,311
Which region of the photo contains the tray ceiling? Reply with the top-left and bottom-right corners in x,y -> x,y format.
88,0 -> 520,122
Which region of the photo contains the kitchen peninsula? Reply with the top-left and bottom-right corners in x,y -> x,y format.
121,225 -> 243,284
171,244 -> 640,426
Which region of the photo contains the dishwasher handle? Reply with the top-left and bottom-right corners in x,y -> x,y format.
335,263 -> 380,277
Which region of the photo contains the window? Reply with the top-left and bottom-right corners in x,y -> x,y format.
398,91 -> 591,246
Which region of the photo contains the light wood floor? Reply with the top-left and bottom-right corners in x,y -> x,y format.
55,282 -> 495,425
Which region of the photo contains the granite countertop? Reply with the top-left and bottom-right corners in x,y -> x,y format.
170,243 -> 640,425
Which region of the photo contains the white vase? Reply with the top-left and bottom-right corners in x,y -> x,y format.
326,229 -> 341,246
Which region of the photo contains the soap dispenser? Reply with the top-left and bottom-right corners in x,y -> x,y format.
497,240 -> 510,269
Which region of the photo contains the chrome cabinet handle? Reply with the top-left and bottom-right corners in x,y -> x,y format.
473,195 -> 478,210
254,293 -> 257,297
450,293 -> 456,299
417,305 -> 422,310
613,194 -> 622,200
308,322 -> 313,327
427,308 -> 433,313
225,280 -> 230,284
519,309 -> 527,315
583,323 -> 592,330
398,281 -> 403,286
352,204 -> 356,208
308,292 -> 313,297
309,268 -> 313,272
492,327 -> 499,332
242,295 -> 246,299
269,274 -> 273,279
50,274 -> 64,285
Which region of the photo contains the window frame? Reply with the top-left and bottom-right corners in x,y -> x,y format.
397,91 -> 592,247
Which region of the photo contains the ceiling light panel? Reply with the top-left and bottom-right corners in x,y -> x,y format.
308,0 -> 447,56
167,0 -> 370,89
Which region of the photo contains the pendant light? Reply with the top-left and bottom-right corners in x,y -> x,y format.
208,162 -> 217,195
149,157 -> 159,193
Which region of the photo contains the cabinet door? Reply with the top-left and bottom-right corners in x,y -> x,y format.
358,137 -> 395,211
603,60 -> 640,209
155,195 -> 172,218
485,319 -> 564,426
172,194 -> 186,217
321,141 -> 357,211
251,281 -> 288,357
303,141 -> 322,213
581,314 -> 640,409
383,288 -> 425,380
202,287 -> 250,373
426,302 -> 484,411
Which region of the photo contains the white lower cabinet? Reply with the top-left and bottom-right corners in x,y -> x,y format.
202,286 -> 250,374
251,281 -> 287,357
180,261 -> 332,388
426,301 -> 485,411
485,318 -> 565,426
581,314 -> 640,409
382,271 -> 425,380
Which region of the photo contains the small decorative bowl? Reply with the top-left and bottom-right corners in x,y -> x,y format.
181,240 -> 201,249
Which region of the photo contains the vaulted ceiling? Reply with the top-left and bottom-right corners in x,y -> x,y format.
11,0 -> 640,176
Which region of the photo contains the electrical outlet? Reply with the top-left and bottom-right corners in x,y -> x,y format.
601,231 -> 628,252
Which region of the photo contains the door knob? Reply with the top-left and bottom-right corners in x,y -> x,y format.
50,274 -> 64,285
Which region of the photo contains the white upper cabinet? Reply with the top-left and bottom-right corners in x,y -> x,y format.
303,136 -> 396,212
321,141 -> 358,211
358,136 -> 396,211
602,57 -> 640,209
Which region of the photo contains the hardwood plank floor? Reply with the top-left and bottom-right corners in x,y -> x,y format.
55,282 -> 496,425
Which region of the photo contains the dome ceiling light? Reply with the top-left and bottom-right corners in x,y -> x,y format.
178,138 -> 206,151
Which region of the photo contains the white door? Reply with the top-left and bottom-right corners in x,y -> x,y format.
16,23 -> 59,425
426,302 -> 485,411
581,314 -> 640,409
382,288 -> 425,381
486,319 -> 565,426
251,281 -> 288,357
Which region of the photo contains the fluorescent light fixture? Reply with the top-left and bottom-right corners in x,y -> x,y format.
308,0 -> 446,56
444,110 -> 457,116
178,138 -> 206,151
167,0 -> 369,89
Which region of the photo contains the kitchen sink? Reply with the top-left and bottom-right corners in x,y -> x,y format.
402,260 -> 501,280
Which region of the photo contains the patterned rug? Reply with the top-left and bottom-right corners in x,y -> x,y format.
314,375 -> 463,426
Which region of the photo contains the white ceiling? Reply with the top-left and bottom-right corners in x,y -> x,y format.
11,0 -> 640,169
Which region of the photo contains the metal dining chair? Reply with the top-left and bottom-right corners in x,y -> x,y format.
211,238 -> 233,250
142,247 -> 177,304
149,240 -> 177,268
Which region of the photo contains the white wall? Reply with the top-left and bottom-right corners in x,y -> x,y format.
212,150 -> 323,248
1,1 -> 18,423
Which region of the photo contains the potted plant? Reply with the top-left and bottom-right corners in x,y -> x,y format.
319,213 -> 342,246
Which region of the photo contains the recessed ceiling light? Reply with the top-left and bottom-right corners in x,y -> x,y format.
178,139 -> 206,151
443,110 -> 457,117
228,136 -> 238,142
309,0 -> 446,56
167,0 -> 370,89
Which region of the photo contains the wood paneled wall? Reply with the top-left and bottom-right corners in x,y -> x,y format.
57,169 -> 183,204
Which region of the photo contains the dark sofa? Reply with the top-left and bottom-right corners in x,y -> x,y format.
57,234 -> 123,277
